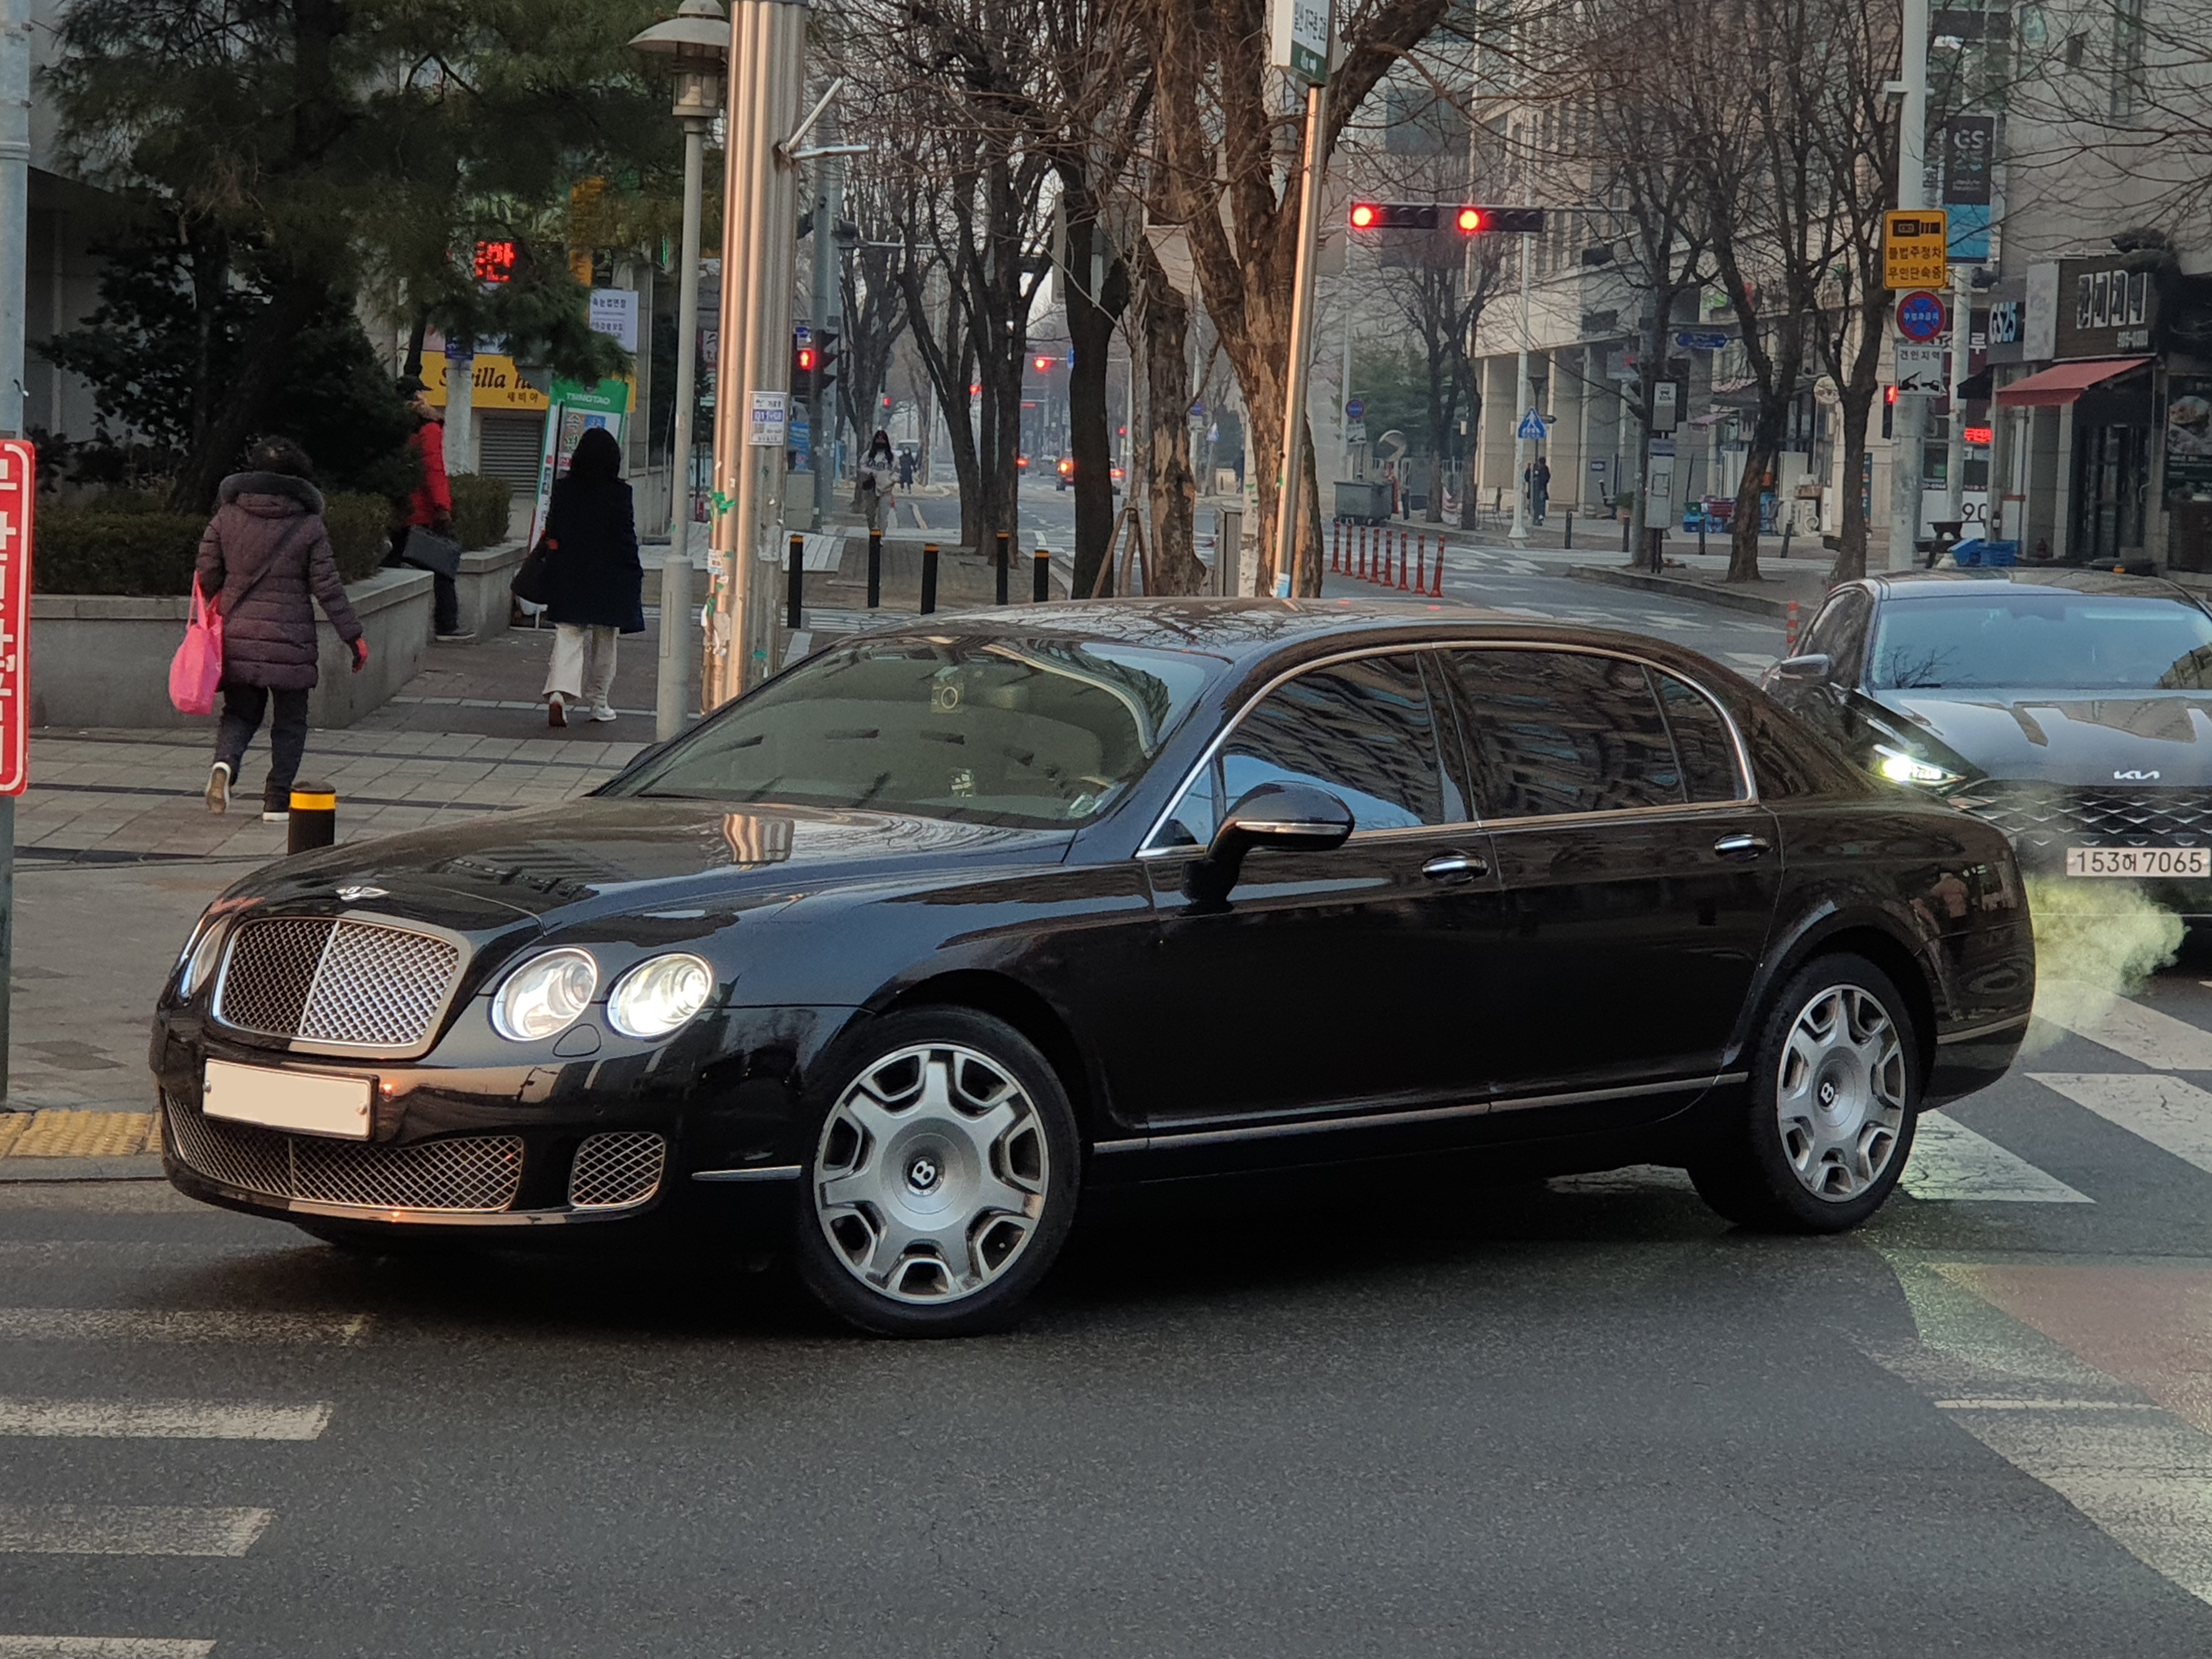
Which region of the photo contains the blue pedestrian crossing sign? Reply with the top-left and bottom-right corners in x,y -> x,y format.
1517,410 -> 1549,441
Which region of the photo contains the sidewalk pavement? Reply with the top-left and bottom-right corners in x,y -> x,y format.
4,610 -> 655,1171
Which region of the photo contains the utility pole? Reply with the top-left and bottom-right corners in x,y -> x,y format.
1268,0 -> 1333,598
1507,126 -> 1535,546
808,110 -> 843,530
0,0 -> 26,1101
1885,0 -> 1930,571
703,0 -> 806,707
1945,257 -> 1971,529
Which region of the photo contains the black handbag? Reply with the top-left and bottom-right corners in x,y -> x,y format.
510,536 -> 554,605
398,524 -> 463,578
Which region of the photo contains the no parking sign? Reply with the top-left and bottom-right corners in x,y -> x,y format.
1897,290 -> 1949,343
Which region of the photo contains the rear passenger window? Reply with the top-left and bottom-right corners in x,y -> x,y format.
1655,673 -> 1743,801
1216,653 -> 1448,831
1446,649 -> 1684,818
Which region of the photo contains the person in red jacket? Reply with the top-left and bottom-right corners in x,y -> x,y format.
393,375 -> 472,641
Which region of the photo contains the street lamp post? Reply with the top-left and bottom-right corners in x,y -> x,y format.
630,0 -> 728,743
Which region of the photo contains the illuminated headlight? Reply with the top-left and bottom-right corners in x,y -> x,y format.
1874,744 -> 1962,788
175,916 -> 227,998
606,953 -> 715,1039
492,949 -> 599,1041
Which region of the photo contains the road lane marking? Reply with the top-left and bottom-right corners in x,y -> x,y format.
0,1642 -> 215,1658
2033,983 -> 2212,1069
2029,1073 -> 2212,1178
1900,1112 -> 2093,1202
0,1400 -> 331,1440
0,1506 -> 271,1557
0,1309 -> 369,1346
1870,1255 -> 2212,1607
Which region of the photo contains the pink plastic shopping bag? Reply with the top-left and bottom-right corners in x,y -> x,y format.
169,575 -> 224,717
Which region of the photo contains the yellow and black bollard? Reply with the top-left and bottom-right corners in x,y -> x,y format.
287,784 -> 336,855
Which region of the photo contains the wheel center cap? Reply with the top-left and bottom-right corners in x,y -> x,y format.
907,1154 -> 942,1193
1819,1079 -> 1839,1108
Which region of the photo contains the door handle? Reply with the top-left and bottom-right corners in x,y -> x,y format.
1421,852 -> 1488,882
1714,833 -> 1771,859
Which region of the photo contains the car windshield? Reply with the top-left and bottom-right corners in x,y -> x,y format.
611,637 -> 1216,828
1868,592 -> 2212,691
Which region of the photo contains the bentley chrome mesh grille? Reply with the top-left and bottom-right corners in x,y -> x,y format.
1950,785 -> 2212,849
216,917 -> 462,1049
568,1132 -> 668,1210
164,1098 -> 523,1212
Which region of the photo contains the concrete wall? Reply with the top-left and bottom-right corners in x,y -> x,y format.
30,568 -> 432,732
451,542 -> 528,640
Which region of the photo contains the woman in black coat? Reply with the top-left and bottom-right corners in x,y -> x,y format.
538,426 -> 643,727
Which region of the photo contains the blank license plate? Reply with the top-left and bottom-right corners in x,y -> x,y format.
2066,846 -> 2211,878
202,1059 -> 373,1140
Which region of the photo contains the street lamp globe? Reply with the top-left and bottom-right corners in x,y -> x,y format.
628,0 -> 729,125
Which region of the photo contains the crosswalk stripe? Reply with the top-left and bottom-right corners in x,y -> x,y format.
0,1310 -> 368,1346
0,1506 -> 271,1557
1900,1112 -> 2094,1203
0,1400 -> 330,1440
2029,1073 -> 2212,1178
0,1641 -> 215,1658
2034,983 -> 2212,1069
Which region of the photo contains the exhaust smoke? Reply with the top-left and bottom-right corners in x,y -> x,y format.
2021,874 -> 2184,1054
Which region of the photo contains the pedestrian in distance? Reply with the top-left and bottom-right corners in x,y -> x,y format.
860,429 -> 897,533
199,437 -> 368,823
1525,455 -> 1552,527
391,375 -> 473,643
537,426 -> 643,728
897,448 -> 915,490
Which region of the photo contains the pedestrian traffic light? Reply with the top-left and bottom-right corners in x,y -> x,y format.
814,331 -> 841,399
793,338 -> 817,396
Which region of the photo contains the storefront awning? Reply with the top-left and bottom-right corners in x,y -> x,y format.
1995,356 -> 2153,408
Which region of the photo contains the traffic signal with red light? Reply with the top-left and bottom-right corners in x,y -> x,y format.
793,338 -> 818,396
1349,203 -> 1548,235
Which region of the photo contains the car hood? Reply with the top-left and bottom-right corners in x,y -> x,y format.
229,799 -> 1077,932
1869,689 -> 2212,788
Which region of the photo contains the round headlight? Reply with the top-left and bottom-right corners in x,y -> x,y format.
492,948 -> 599,1041
606,953 -> 715,1039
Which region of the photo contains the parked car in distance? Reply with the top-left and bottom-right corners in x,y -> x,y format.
1763,567 -> 2212,915
154,601 -> 2033,1336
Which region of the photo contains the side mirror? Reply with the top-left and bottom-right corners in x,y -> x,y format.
1196,782 -> 1355,897
1768,653 -> 1832,684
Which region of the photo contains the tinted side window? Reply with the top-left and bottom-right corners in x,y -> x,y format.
1738,698 -> 1871,798
1801,591 -> 1871,682
1655,672 -> 1743,802
1448,649 -> 1685,818
1217,654 -> 1447,831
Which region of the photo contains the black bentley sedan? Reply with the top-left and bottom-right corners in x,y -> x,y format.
154,601 -> 2033,1335
1762,568 -> 2212,914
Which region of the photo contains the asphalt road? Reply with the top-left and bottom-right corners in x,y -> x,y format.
11,959 -> 2212,1655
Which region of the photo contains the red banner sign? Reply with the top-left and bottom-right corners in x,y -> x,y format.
0,440 -> 33,796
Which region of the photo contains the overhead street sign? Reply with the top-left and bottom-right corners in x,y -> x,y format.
1884,210 -> 1951,289
1896,290 -> 1950,342
1676,332 -> 1730,351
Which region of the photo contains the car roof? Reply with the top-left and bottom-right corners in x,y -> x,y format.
1868,567 -> 2197,601
821,597 -> 1733,679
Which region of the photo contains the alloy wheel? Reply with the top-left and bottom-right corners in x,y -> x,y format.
813,1042 -> 1051,1304
1774,984 -> 1907,1202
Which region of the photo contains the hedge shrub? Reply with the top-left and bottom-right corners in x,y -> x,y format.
449,472 -> 514,550
34,491 -> 393,593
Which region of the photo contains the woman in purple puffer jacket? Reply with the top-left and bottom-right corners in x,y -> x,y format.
194,437 -> 368,823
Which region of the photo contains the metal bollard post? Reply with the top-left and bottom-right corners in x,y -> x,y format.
867,530 -> 882,608
1564,509 -> 1573,550
1781,520 -> 1793,560
994,530 -> 1010,605
786,534 -> 804,629
1697,515 -> 1707,559
1033,540 -> 1051,603
921,543 -> 939,614
288,785 -> 336,856
1621,513 -> 1631,555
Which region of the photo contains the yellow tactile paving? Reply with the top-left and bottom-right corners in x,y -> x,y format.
1,1109 -> 160,1157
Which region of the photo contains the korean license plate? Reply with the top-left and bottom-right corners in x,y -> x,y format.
202,1059 -> 373,1140
2065,846 -> 2211,878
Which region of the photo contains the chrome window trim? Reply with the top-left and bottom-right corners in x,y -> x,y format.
210,910 -> 472,1061
1136,639 -> 1759,855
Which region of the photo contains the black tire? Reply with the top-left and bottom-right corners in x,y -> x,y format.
1687,953 -> 1920,1233
789,1007 -> 1080,1337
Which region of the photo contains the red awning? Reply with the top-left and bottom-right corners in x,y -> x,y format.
1995,356 -> 2153,408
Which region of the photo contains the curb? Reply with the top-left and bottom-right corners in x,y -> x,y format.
1567,563 -> 1819,619
0,1154 -> 167,1182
